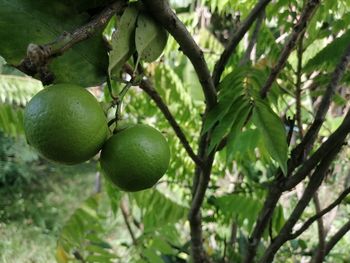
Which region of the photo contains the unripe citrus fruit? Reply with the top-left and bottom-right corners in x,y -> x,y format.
100,124 -> 170,192
24,83 -> 109,164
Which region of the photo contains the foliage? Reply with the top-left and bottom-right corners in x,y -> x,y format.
0,0 -> 108,86
0,162 -> 97,263
1,0 -> 350,262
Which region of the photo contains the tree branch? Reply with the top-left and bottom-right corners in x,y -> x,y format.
289,185 -> 350,240
139,2 -> 219,262
295,35 -> 304,138
258,144 -> 343,263
212,0 -> 271,87
189,153 -> 214,220
239,10 -> 265,66
260,0 -> 320,98
245,105 -> 350,263
16,0 -> 127,84
310,193 -> 326,263
120,198 -> 138,246
243,180 -> 284,263
141,0 -> 217,109
284,109 -> 350,190
324,219 -> 350,257
188,151 -> 215,263
291,41 -> 350,161
124,64 -> 203,167
140,79 -> 204,167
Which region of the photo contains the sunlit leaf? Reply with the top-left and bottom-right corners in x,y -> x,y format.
252,99 -> 288,175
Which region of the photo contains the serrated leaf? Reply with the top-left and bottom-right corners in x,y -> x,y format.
135,13 -> 168,63
0,0 -> 108,86
108,6 -> 139,77
252,100 -> 288,175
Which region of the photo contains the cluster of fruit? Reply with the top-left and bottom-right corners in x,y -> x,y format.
24,84 -> 170,192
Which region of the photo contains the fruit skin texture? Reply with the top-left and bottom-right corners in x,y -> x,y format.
100,124 -> 170,192
24,83 -> 109,164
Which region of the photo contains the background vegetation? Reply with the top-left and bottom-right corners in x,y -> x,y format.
1,0 -> 350,262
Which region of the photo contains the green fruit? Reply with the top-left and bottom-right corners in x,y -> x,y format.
24,83 -> 109,164
100,124 -> 170,192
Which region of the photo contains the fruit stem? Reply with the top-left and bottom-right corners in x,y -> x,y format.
115,81 -> 133,120
113,73 -> 144,123
106,75 -> 117,100
106,71 -> 144,128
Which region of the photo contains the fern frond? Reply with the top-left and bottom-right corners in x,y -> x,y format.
0,74 -> 42,106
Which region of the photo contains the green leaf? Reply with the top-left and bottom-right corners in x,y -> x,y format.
108,6 -> 139,77
135,13 -> 168,63
252,100 -> 288,175
0,74 -> 43,106
304,30 -> 350,73
202,81 -> 244,134
59,0 -> 114,14
226,128 -> 260,164
0,0 -> 108,86
85,254 -> 115,263
208,99 -> 250,153
183,60 -> 204,101
0,104 -> 25,136
143,248 -> 164,263
57,194 -> 114,260
151,236 -> 174,255
104,178 -> 121,215
272,205 -> 285,234
131,189 -> 187,231
213,194 -> 263,232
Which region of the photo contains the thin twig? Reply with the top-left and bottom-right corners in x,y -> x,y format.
136,3 -> 218,261
212,0 -> 271,87
123,64 -> 204,167
120,198 -> 138,246
16,0 -> 127,83
244,7 -> 349,262
292,41 -> 350,162
310,193 -> 326,263
324,219 -> 350,256
295,35 -> 304,138
285,109 -> 350,191
141,0 -> 217,109
239,10 -> 265,66
258,144 -> 343,263
289,185 -> 350,239
73,250 -> 86,263
243,181 -> 284,263
260,0 -> 320,98
245,108 -> 350,262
